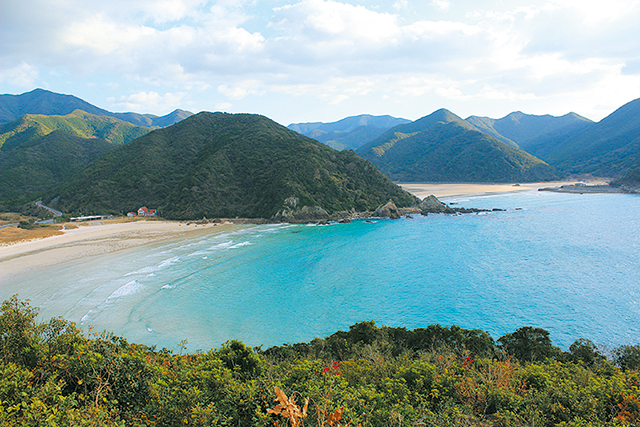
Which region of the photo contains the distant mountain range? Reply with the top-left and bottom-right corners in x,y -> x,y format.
48,113 -> 418,219
288,115 -> 410,151
465,111 -> 593,150
356,109 -> 558,183
0,88 -> 193,128
300,97 -> 640,182
2,88 -> 640,217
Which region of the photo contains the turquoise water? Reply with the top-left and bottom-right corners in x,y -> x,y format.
1,190 -> 639,352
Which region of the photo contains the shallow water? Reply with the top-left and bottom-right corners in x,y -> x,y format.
2,190 -> 639,352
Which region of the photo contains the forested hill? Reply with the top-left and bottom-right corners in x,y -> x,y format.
48,112 -> 418,219
0,88 -> 193,128
0,110 -> 151,149
357,109 -> 558,183
0,131 -> 115,203
465,111 -> 593,150
523,97 -> 640,177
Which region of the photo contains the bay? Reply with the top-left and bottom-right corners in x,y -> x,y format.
1,190 -> 639,353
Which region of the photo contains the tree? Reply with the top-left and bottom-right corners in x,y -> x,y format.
498,326 -> 561,362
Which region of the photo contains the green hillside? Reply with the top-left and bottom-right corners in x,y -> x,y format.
48,112 -> 418,219
0,88 -> 193,127
0,130 -> 115,206
466,111 -> 593,151
357,109 -> 558,183
527,97 -> 640,177
611,165 -> 640,189
0,110 -> 151,149
308,125 -> 394,151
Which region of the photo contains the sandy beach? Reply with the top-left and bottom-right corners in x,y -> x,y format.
398,181 -> 596,199
0,220 -> 228,278
0,180 -> 600,278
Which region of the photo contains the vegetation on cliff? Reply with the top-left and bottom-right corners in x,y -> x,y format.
2,296 -> 640,426
48,112 -> 417,219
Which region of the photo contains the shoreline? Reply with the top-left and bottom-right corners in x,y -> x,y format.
397,180 -> 606,199
0,219 -> 233,278
0,180 -> 611,278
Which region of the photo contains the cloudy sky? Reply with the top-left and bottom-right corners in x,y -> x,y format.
2,0 -> 640,125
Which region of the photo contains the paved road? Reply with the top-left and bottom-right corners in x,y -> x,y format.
35,200 -> 63,224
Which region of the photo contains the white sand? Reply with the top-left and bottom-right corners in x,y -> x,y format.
0,220 -> 227,277
399,181 -> 590,199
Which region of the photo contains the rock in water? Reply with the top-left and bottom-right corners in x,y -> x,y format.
419,195 -> 454,214
374,200 -> 401,219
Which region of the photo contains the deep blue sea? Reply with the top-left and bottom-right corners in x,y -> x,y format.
2,190 -> 639,353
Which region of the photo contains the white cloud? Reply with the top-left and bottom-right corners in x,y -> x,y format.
0,63 -> 39,88
113,91 -> 186,114
431,0 -> 451,12
218,80 -> 265,100
1,0 -> 640,123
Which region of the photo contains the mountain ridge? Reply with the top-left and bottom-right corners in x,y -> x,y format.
357,109 -> 558,183
48,112 -> 418,219
0,89 -> 193,128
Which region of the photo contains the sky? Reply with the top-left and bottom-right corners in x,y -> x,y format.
2,0 -> 640,126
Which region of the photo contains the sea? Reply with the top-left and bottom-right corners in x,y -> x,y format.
1,190 -> 639,353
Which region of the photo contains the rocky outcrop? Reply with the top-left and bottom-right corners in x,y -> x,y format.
374,200 -> 401,219
419,194 -> 494,215
419,195 -> 454,214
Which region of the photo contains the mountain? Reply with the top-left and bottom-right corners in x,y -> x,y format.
0,110 -> 151,149
524,97 -> 640,177
47,112 -> 418,219
466,111 -> 593,151
611,166 -> 640,189
289,114 -> 411,151
0,89 -> 193,128
0,130 -> 115,205
356,109 -> 558,183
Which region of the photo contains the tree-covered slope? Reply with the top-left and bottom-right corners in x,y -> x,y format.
0,110 -> 151,149
357,109 -> 558,182
466,111 -> 593,151
48,112 -> 417,219
528,97 -> 640,177
611,165 -> 640,190
0,130 -> 115,205
0,88 -> 193,127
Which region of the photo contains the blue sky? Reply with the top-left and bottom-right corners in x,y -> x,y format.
2,0 -> 640,125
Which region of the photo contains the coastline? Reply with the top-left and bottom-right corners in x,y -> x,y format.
0,180 -> 609,278
0,219 -> 231,278
397,181 -> 596,199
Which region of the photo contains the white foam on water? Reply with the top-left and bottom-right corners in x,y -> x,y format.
158,256 -> 181,268
230,241 -> 252,249
107,280 -> 144,301
208,241 -> 235,250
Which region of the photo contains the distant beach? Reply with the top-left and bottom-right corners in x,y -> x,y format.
398,180 -> 602,199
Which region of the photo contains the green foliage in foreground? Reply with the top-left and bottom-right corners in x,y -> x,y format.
3,296 -> 640,426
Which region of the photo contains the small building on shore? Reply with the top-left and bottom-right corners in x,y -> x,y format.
138,206 -> 157,216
